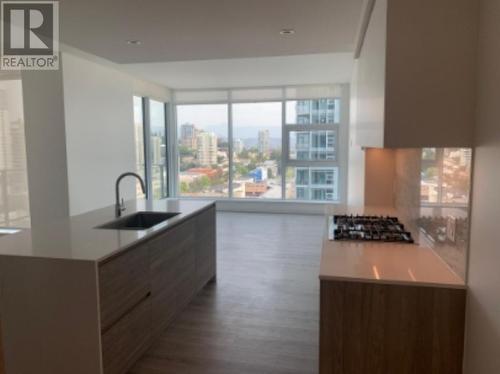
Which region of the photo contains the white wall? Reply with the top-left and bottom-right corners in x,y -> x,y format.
62,50 -> 171,215
464,0 -> 500,372
62,52 -> 138,215
22,69 -> 70,226
20,47 -> 171,220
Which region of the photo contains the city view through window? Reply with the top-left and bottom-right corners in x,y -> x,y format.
0,77 -> 30,227
133,97 -> 168,199
177,104 -> 229,197
177,99 -> 341,201
149,100 -> 168,199
133,96 -> 145,197
420,148 -> 472,205
232,102 -> 282,199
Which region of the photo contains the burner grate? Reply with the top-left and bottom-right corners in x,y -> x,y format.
331,215 -> 414,243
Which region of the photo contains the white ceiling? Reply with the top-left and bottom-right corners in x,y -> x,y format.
125,53 -> 354,89
59,0 -> 365,64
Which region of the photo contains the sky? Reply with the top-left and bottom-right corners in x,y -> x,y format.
176,102 -> 300,139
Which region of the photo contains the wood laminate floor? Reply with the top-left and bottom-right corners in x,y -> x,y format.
130,212 -> 325,374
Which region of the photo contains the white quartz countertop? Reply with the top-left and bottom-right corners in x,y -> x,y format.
0,199 -> 215,262
320,205 -> 465,289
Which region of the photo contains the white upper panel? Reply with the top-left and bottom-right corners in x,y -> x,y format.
126,53 -> 354,89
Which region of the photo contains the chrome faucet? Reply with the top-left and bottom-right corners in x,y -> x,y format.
115,172 -> 146,217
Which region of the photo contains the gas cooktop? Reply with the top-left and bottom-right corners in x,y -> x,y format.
329,215 -> 414,243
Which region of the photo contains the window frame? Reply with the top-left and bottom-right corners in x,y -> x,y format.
134,96 -> 170,200
170,85 -> 349,204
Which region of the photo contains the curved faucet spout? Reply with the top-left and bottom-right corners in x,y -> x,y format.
115,172 -> 146,217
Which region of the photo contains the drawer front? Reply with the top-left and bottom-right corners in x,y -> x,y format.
99,244 -> 150,331
102,296 -> 152,374
149,219 -> 196,338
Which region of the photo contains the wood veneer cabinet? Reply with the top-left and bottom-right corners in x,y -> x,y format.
194,207 -> 217,289
319,280 -> 466,374
98,205 -> 217,374
354,0 -> 478,148
149,216 -> 196,338
0,204 -> 216,374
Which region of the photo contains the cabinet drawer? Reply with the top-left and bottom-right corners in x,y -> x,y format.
102,296 -> 152,374
99,244 -> 150,331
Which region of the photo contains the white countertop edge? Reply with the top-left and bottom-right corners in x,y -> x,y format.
318,274 -> 466,289
96,202 -> 216,263
0,199 -> 216,262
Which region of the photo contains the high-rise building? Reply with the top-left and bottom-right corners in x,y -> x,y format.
295,131 -> 336,161
292,99 -> 339,201
460,148 -> 472,167
258,129 -> 270,157
295,167 -> 338,201
197,132 -> 217,166
296,99 -> 338,124
234,138 -> 244,154
0,85 -> 30,226
134,124 -> 145,166
151,135 -> 163,166
180,123 -> 200,149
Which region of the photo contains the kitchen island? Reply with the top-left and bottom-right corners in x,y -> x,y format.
0,199 -> 216,374
319,206 -> 466,374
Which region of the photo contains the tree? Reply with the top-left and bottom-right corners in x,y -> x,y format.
235,164 -> 249,177
180,161 -> 198,171
189,176 -> 210,193
239,149 -> 249,158
180,181 -> 189,193
200,176 -> 210,189
179,145 -> 195,157
270,150 -> 281,160
423,166 -> 438,180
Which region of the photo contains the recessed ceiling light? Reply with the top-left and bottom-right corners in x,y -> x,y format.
280,29 -> 295,36
126,40 -> 142,45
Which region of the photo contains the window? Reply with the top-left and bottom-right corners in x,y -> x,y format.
177,104 -> 229,197
285,99 -> 340,125
149,100 -> 168,199
420,148 -> 472,205
0,75 -> 30,227
133,97 -> 169,200
296,169 -> 309,185
133,96 -> 146,197
173,86 -> 347,203
232,102 -> 282,199
289,130 -> 337,161
287,167 -> 339,201
285,99 -> 341,202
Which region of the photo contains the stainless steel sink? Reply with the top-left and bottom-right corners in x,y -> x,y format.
96,211 -> 180,230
